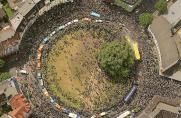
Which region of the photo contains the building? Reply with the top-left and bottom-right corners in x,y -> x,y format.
138,95 -> 181,118
7,0 -> 24,10
104,0 -> 143,12
0,77 -> 31,118
8,94 -> 31,118
0,78 -> 19,99
0,77 -> 20,118
0,0 -> 72,58
0,33 -> 19,57
149,0 -> 181,82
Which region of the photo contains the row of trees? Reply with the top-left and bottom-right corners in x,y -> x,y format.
138,0 -> 167,28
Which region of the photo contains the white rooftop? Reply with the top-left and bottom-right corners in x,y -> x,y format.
163,0 -> 181,26
0,79 -> 18,97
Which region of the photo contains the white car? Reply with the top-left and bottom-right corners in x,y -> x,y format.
19,70 -> 28,75
67,22 -> 72,26
68,113 -> 80,118
99,112 -> 107,116
95,20 -> 103,23
73,19 -> 79,23
117,111 -> 131,118
39,79 -> 43,86
59,25 -> 66,30
37,72 -> 42,79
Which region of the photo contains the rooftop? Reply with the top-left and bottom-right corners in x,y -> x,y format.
150,16 -> 180,71
0,34 -> 19,57
138,95 -> 181,118
8,94 -> 31,118
17,0 -> 41,16
149,0 -> 181,81
0,78 -> 19,98
0,26 -> 15,42
7,0 -> 24,10
10,13 -> 23,31
163,0 -> 181,26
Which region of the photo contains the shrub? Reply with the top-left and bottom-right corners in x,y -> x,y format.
0,72 -> 11,82
139,13 -> 153,28
97,40 -> 134,81
155,0 -> 167,14
0,59 -> 5,68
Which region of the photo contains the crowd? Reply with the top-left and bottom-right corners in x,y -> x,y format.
17,0 -> 181,118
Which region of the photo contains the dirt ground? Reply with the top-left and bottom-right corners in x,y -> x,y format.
46,30 -> 129,111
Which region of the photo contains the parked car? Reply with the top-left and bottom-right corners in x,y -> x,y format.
124,84 -> 138,103
82,18 -> 91,22
49,97 -> 55,103
62,108 -> 71,114
38,44 -> 44,52
54,103 -> 61,109
90,11 -> 101,17
37,72 -> 42,79
117,110 -> 131,118
73,19 -> 79,23
42,37 -> 49,44
37,60 -> 41,70
68,113 -> 80,118
19,70 -> 28,75
42,88 -> 49,97
39,79 -> 43,86
37,53 -> 42,60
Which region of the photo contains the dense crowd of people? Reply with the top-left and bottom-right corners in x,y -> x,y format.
17,0 -> 181,117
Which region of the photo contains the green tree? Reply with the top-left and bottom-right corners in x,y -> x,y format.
0,59 -> 5,68
155,0 -> 167,14
97,40 -> 134,81
0,72 -> 11,82
139,13 -> 153,28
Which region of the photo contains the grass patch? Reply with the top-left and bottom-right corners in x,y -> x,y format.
45,26 -> 130,111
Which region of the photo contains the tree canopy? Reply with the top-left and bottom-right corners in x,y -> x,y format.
0,59 -> 5,68
155,0 -> 167,14
0,72 -> 11,82
139,13 -> 153,28
97,40 -> 134,81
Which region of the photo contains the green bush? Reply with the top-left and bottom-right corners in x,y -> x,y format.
3,4 -> 13,18
155,0 -> 167,14
0,59 -> 5,68
97,40 -> 134,81
139,13 -> 153,27
0,72 -> 11,82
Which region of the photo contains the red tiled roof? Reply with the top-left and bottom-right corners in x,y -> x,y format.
8,94 -> 31,118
